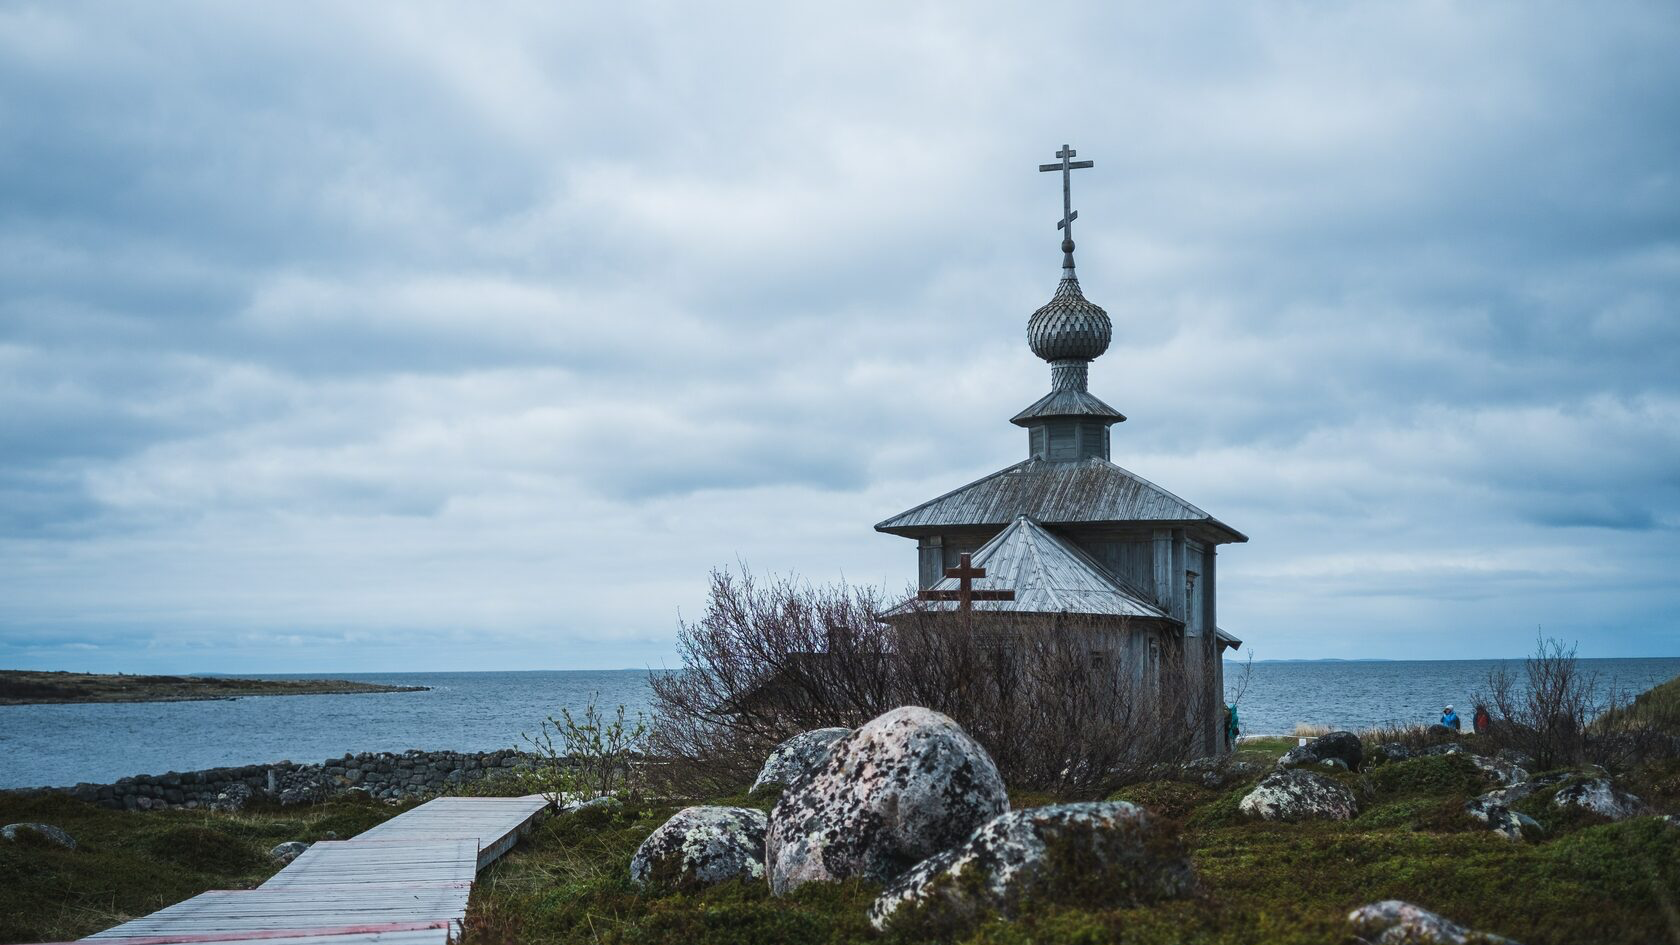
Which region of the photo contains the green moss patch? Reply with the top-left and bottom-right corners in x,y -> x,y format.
1108,780 -> 1218,820
1368,753 -> 1486,799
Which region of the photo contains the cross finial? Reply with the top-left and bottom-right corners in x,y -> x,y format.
1038,144 -> 1094,270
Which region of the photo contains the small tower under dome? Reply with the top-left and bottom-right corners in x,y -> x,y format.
1013,242 -> 1126,462
876,144 -> 1247,757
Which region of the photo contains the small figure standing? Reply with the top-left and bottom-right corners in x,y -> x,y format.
1224,704 -> 1240,750
1473,704 -> 1491,735
1440,704 -> 1461,732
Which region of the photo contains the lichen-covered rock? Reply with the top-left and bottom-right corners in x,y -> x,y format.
868,801 -> 1194,931
561,795 -> 622,815
269,840 -> 311,863
629,806 -> 767,889
1348,899 -> 1519,944
752,727 -> 850,793
1178,755 -> 1266,789
1463,796 -> 1541,841
1468,754 -> 1527,787
1239,769 -> 1358,821
767,706 -> 1008,895
1278,731 -> 1362,771
1,823 -> 76,850
1420,743 -> 1465,757
1477,771 -> 1569,809
1371,743 -> 1413,765
1552,779 -> 1645,821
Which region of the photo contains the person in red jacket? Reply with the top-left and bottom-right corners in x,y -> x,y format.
1473,704 -> 1492,735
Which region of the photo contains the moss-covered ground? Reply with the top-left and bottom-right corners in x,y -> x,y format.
6,743 -> 1678,944
0,792 -> 407,943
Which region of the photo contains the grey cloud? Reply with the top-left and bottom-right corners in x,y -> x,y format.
1,1 -> 1677,667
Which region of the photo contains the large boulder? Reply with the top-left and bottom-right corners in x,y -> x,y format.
1463,796 -> 1541,841
630,806 -> 767,889
752,727 -> 850,793
1239,769 -> 1358,821
1348,900 -> 1519,944
869,801 -> 1195,931
1277,731 -> 1363,772
1,823 -> 76,850
766,706 -> 1008,895
1552,779 -> 1645,821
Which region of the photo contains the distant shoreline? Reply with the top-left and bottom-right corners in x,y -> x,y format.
0,670 -> 428,706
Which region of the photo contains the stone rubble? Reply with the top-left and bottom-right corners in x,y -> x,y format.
8,748 -> 534,811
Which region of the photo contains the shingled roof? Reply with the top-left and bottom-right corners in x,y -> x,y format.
882,516 -> 1174,620
875,457 -> 1248,543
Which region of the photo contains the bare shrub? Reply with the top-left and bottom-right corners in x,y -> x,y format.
646,568 -> 893,795
1476,635 -> 1601,770
647,566 -> 1213,798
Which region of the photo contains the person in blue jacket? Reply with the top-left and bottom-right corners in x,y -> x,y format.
1440,705 -> 1461,731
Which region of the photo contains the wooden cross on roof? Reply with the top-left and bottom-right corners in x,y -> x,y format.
917,553 -> 1015,612
1039,144 -> 1094,241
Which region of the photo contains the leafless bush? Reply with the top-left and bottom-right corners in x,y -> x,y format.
646,568 -> 894,795
648,566 -> 1213,798
1476,634 -> 1601,770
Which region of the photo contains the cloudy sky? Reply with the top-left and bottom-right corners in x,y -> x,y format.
2,2 -> 1676,673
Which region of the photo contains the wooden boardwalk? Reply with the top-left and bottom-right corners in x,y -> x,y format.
79,794 -> 550,945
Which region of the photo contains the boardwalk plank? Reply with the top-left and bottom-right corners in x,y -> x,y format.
81,795 -> 550,943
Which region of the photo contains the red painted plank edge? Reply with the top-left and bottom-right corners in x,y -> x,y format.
32,919 -> 451,945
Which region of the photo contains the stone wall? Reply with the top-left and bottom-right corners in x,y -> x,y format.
32,749 -> 536,811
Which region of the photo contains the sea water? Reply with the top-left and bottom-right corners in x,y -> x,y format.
2,659 -> 1676,789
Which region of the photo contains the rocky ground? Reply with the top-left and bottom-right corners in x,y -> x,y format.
461,726 -> 1678,945
0,669 -> 427,704
5,723 -> 1677,945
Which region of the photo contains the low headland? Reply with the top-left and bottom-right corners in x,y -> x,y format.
0,669 -> 428,705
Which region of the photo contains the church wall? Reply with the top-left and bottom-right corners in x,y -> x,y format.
915,530 -> 1003,589
1066,535 -> 1156,603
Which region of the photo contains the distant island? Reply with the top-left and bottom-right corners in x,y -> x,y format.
0,670 -> 428,705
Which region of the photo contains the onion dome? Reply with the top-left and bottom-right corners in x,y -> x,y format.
1027,241 -> 1111,363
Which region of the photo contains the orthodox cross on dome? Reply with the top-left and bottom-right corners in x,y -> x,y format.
917,553 -> 1016,613
1039,144 -> 1094,268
